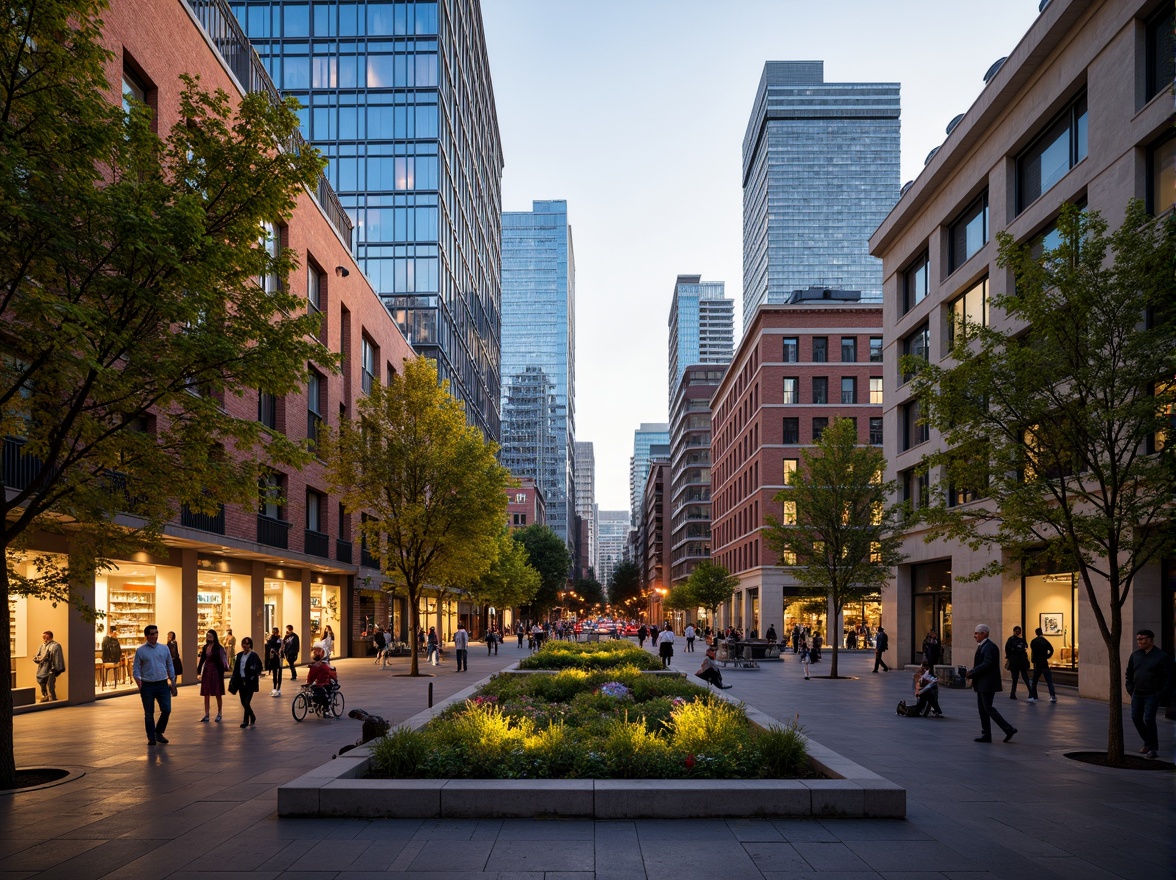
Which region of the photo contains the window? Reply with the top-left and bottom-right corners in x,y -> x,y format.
947,482 -> 978,508
812,376 -> 827,405
306,490 -> 324,532
812,337 -> 828,363
258,471 -> 283,519
948,193 -> 988,273
1148,133 -> 1175,216
948,278 -> 988,346
901,323 -> 930,384
1146,5 -> 1175,102
901,468 -> 930,511
841,337 -> 857,363
361,335 -> 377,393
782,418 -> 799,444
902,401 -> 928,451
841,377 -> 857,404
903,252 -> 929,313
782,377 -> 798,405
813,417 -> 829,441
781,500 -> 797,525
307,263 -> 324,339
338,501 -> 347,540
870,377 -> 884,405
783,458 -> 797,485
258,390 -> 277,430
259,222 -> 280,294
307,369 -> 324,450
1016,92 -> 1087,214
869,337 -> 883,363
122,68 -> 147,115
781,337 -> 799,363
869,417 -> 883,446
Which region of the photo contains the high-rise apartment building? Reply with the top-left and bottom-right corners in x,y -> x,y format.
669,365 -> 726,587
236,0 -> 504,440
742,61 -> 899,326
573,441 -> 597,576
630,423 -> 669,527
596,510 -> 631,588
667,275 -> 734,402
500,201 -> 576,549
869,0 -> 1173,689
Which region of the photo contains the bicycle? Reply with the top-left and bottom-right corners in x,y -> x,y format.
291,682 -> 344,721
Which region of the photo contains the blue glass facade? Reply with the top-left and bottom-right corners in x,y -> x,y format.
742,61 -> 899,328
630,423 -> 669,528
235,0 -> 503,439
500,201 -> 575,550
667,274 -> 733,405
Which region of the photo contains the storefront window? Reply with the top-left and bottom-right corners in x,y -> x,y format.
96,562 -> 158,694
1023,565 -> 1079,671
911,561 -> 952,665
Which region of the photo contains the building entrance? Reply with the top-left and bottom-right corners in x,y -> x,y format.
911,561 -> 952,665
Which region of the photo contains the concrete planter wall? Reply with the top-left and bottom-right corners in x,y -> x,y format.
277,664 -> 905,819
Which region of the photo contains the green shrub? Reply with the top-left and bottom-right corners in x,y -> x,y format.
369,725 -> 428,778
754,718 -> 809,778
517,640 -> 664,671
667,695 -> 750,757
601,713 -> 674,778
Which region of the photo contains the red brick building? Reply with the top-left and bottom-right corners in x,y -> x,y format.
506,478 -> 546,529
710,296 -> 883,639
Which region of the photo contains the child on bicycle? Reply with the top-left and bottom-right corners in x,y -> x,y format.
305,646 -> 337,712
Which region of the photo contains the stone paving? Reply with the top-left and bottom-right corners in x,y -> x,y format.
1,641 -> 1173,879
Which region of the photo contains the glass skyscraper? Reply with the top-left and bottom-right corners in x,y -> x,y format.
667,274 -> 733,404
500,201 -> 575,550
573,441 -> 596,576
742,61 -> 899,327
235,0 -> 504,439
630,423 -> 669,528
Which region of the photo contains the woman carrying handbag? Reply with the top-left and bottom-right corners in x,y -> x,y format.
228,637 -> 263,728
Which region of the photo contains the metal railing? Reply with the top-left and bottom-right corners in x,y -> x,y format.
183,0 -> 353,246
257,513 -> 292,549
335,539 -> 352,564
304,529 -> 329,558
3,437 -> 43,491
181,503 -> 227,534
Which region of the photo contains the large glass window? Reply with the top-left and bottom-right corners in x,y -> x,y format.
812,376 -> 828,405
1147,5 -> 1175,102
1016,92 -> 1087,214
948,278 -> 988,346
869,337 -> 883,363
782,377 -> 798,405
902,401 -> 928,451
781,338 -> 799,362
1148,133 -> 1175,217
307,369 -> 323,449
948,193 -> 988,273
361,335 -> 377,393
259,221 -> 280,294
870,377 -> 884,405
258,391 -> 277,430
782,458 -> 797,485
841,377 -> 857,404
782,418 -> 799,445
869,417 -> 883,446
259,471 -> 283,519
841,337 -> 857,363
813,417 -> 829,441
901,323 -> 930,384
903,252 -> 929,314
812,337 -> 828,363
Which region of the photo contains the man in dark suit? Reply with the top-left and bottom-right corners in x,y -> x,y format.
966,624 -> 1017,743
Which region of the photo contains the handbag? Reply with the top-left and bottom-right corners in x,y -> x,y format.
228,677 -> 239,695
1003,658 -> 1010,670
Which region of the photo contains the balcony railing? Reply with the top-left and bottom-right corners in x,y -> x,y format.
335,539 -> 352,564
304,529 -> 329,558
257,513 -> 291,549
182,0 -> 353,246
3,437 -> 44,491
181,503 -> 227,534
360,544 -> 380,569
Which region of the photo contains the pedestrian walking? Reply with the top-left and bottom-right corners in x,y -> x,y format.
1029,627 -> 1056,702
486,627 -> 497,655
132,625 -> 177,746
517,622 -> 525,648
454,623 -> 469,672
637,624 -> 648,648
799,638 -> 811,679
166,631 -> 184,683
223,628 -> 237,671
811,631 -> 822,663
1004,626 -> 1031,699
228,637 -> 263,728
684,623 -> 696,652
658,625 -> 675,668
282,625 -> 300,682
32,631 -> 65,702
966,624 -> 1017,743
426,626 -> 440,666
873,625 -> 890,672
196,629 -> 228,722
1126,629 -> 1172,759
373,626 -> 388,666
791,624 -> 801,653
265,627 -> 284,696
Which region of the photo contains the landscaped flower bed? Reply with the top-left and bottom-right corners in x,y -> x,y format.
515,639 -> 665,671
369,665 -> 811,780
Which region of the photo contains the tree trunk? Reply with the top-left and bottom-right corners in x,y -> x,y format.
0,563 -> 14,789
1104,598 -> 1124,764
828,594 -> 840,679
407,587 -> 420,677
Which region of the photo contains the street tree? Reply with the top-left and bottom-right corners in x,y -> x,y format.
683,561 -> 739,631
663,581 -> 697,621
0,0 -> 327,788
511,524 -> 570,617
607,558 -> 642,615
571,570 -> 605,615
323,357 -> 510,676
907,201 -> 1176,764
462,526 -> 541,624
764,418 -> 906,678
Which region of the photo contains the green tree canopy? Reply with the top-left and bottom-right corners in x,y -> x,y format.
607,558 -> 642,613
683,561 -> 738,626
570,571 -> 604,614
764,417 -> 906,677
0,0 -> 328,788
511,524 -> 570,615
323,357 -> 510,675
907,200 -> 1176,763
462,526 -> 541,614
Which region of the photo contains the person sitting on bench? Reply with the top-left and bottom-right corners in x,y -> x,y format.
696,646 -> 732,689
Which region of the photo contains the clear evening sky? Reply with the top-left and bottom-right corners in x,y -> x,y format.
482,0 -> 1042,510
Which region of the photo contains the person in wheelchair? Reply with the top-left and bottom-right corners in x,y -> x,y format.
304,646 -> 338,712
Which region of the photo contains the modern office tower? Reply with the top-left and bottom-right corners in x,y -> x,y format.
667,275 -> 734,403
669,365 -> 726,588
596,510 -> 631,588
870,0 -> 1172,688
630,423 -> 670,527
236,0 -> 504,440
641,460 -> 670,614
500,200 -> 576,549
711,297 -> 882,638
574,441 -> 597,575
742,61 -> 899,327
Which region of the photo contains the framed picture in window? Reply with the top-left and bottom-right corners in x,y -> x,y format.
1039,613 -> 1064,636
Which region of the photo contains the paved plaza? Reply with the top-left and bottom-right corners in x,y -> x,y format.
1,643 -> 1173,879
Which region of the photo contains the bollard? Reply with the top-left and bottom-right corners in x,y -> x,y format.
428,681 -> 433,708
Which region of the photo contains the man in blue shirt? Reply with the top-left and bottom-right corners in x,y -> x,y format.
132,625 -> 177,746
